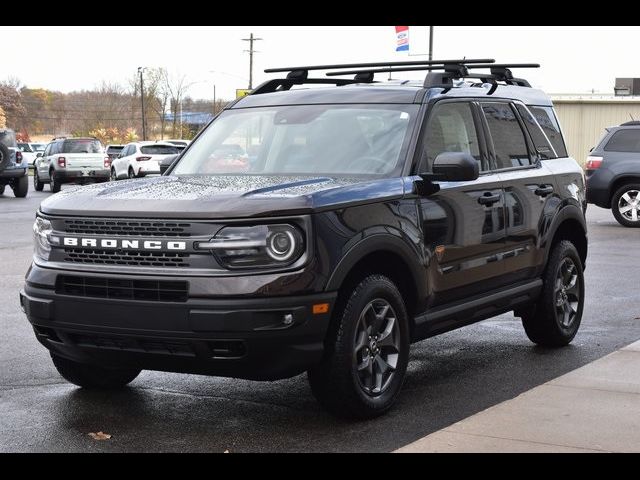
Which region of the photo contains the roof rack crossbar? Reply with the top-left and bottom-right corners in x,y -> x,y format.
251,77 -> 365,96
264,59 -> 495,74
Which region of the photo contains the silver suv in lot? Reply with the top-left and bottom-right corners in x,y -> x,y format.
33,137 -> 110,193
586,121 -> 640,227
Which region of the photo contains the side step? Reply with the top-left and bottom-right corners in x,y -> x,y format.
412,279 -> 542,342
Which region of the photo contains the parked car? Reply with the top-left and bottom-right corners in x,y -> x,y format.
110,141 -> 181,180
586,121 -> 640,227
21,59 -> 588,418
17,142 -> 46,168
104,144 -> 125,162
159,154 -> 179,174
0,129 -> 29,197
33,137 -> 109,193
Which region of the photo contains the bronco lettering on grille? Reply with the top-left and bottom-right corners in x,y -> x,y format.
62,237 -> 187,251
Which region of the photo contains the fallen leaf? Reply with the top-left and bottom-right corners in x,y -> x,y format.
88,431 -> 112,441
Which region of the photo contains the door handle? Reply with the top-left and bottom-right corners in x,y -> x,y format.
535,185 -> 554,197
478,193 -> 501,206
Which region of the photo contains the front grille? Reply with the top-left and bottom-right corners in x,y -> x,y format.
56,275 -> 189,302
70,334 -> 196,357
64,248 -> 190,267
64,219 -> 191,237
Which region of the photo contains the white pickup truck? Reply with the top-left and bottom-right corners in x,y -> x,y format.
33,137 -> 110,192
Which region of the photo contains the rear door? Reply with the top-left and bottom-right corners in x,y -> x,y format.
418,99 -> 507,306
63,139 -> 105,170
479,101 -> 556,283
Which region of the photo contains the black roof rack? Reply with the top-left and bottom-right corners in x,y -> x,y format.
252,59 -> 496,96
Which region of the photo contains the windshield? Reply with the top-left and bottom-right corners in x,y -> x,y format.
31,143 -> 45,152
172,104 -> 418,176
62,139 -> 102,154
18,143 -> 32,152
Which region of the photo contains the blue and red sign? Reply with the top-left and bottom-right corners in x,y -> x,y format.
395,26 -> 409,52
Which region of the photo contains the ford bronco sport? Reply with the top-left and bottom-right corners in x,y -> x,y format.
21,59 -> 588,418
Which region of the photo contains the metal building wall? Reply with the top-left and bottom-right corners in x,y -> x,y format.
551,96 -> 640,165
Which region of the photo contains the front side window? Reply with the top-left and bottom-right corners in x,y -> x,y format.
423,101 -> 484,171
172,104 -> 418,177
482,102 -> 531,169
604,129 -> 640,152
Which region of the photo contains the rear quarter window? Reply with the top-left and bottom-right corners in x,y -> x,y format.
528,106 -> 568,157
604,129 -> 640,152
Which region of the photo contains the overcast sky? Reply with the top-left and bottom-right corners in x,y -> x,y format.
4,26 -> 638,100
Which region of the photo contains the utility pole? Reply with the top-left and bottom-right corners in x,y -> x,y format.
213,84 -> 217,115
138,67 -> 147,141
242,33 -> 262,89
428,26 -> 434,61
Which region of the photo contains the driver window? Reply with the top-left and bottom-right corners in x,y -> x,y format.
423,102 -> 484,172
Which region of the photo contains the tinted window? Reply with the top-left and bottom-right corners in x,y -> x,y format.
106,146 -> 124,155
604,129 -> 640,152
424,102 -> 484,171
141,145 -> 180,155
528,106 -> 568,157
61,139 -> 102,154
516,105 -> 556,160
482,103 -> 531,169
31,143 -> 45,152
18,143 -> 33,152
43,144 -> 51,157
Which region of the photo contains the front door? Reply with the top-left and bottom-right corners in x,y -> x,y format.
417,100 -> 507,307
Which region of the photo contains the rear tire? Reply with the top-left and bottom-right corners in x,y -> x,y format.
51,354 -> 141,389
521,240 -> 584,347
50,170 -> 61,193
33,169 -> 44,191
308,275 -> 409,419
128,167 -> 135,179
12,175 -> 28,198
0,184 -> 5,195
111,168 -> 117,181
611,183 -> 640,228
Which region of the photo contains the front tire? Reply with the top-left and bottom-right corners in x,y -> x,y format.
308,275 -> 409,419
111,168 -> 118,181
611,183 -> 640,228
128,167 -> 135,179
12,175 -> 28,198
51,354 -> 141,389
34,170 -> 44,191
521,240 -> 584,347
0,184 -> 5,195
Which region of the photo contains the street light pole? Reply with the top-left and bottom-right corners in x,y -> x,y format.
213,84 -> 217,115
242,33 -> 262,89
138,67 -> 147,141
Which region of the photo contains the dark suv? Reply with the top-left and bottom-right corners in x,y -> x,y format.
0,128 -> 29,197
21,60 -> 588,418
586,121 -> 640,227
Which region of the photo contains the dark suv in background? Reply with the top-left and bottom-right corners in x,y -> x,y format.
586,121 -> 640,227
21,59 -> 588,418
0,128 -> 29,198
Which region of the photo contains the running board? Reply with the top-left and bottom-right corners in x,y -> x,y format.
412,279 -> 543,342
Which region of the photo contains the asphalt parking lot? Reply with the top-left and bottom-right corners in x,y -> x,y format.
1,181 -> 639,453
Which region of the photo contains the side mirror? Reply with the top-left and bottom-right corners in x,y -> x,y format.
424,152 -> 479,182
36,152 -> 43,158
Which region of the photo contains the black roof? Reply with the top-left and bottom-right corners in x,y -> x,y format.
620,121 -> 640,127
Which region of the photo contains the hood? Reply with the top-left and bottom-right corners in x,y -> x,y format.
40,175 -> 406,219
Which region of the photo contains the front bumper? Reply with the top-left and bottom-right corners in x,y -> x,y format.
21,275 -> 336,381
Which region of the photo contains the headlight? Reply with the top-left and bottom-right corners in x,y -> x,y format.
199,224 -> 304,269
33,216 -> 52,261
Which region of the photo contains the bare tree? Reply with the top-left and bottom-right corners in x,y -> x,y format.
162,70 -> 193,138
